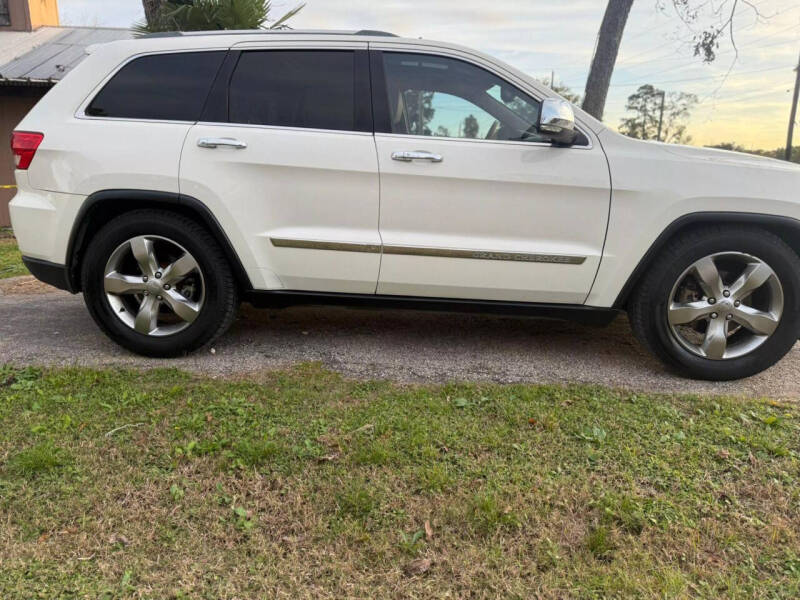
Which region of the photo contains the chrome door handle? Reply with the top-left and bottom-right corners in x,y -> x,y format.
197,137 -> 247,149
391,150 -> 443,163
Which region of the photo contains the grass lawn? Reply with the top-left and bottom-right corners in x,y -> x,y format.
0,229 -> 27,279
1,364 -> 799,598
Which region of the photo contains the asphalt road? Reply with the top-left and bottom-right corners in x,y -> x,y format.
1,276 -> 798,399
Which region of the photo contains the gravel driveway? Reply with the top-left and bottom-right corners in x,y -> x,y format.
1,276 -> 797,398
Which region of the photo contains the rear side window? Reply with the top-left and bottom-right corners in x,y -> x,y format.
228,50 -> 356,131
87,51 -> 226,121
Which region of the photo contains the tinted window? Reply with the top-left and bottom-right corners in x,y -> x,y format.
382,52 -> 550,143
229,51 -> 355,131
87,52 -> 226,121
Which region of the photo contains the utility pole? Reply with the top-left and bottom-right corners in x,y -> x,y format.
656,90 -> 666,142
786,51 -> 800,162
551,70 -> 555,88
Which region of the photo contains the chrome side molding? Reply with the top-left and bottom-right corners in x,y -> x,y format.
383,245 -> 586,264
270,238 -> 586,265
270,238 -> 381,253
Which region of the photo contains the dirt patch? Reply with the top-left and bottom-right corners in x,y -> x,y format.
0,276 -> 57,296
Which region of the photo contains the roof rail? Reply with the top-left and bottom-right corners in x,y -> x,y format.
141,29 -> 398,39
141,32 -> 183,38
354,30 -> 397,37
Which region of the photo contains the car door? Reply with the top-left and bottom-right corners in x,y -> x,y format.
180,44 -> 381,293
371,49 -> 611,304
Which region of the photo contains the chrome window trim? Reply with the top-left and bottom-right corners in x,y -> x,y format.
374,132 -> 593,150
73,117 -> 377,138
75,115 -> 198,125
195,121 -> 375,137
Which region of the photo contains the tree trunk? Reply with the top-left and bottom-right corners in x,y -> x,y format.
142,0 -> 165,26
582,0 -> 635,121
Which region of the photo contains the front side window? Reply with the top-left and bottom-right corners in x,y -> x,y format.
228,50 -> 356,132
0,0 -> 10,26
382,52 -> 551,143
87,51 -> 226,121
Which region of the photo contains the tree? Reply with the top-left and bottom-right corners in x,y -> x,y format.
583,0 -> 635,121
583,0 -> 763,120
142,0 -> 165,26
405,91 -> 435,136
135,0 -> 304,35
462,114 -> 480,139
538,78 -> 581,105
619,84 -> 697,144
707,142 -> 800,163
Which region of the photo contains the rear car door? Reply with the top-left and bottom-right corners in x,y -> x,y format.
180,43 -> 380,293
371,49 -> 611,304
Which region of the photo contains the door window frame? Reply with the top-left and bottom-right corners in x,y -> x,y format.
78,47 -> 374,135
77,48 -> 230,125
201,48 -> 373,134
369,49 -> 592,149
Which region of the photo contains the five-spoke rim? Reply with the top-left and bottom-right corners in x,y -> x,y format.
667,252 -> 783,360
103,236 -> 205,337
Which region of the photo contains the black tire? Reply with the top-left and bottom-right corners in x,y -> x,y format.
628,225 -> 800,381
81,209 -> 239,357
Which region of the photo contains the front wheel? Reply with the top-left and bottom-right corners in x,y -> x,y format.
628,225 -> 800,380
81,210 -> 239,357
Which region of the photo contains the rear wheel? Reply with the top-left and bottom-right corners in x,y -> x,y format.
628,225 -> 800,380
81,210 -> 239,357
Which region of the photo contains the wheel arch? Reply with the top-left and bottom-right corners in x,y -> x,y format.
66,190 -> 253,293
613,211 -> 800,309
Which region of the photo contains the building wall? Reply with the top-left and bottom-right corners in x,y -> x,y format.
0,86 -> 48,227
3,0 -> 59,32
27,0 -> 58,29
6,0 -> 32,31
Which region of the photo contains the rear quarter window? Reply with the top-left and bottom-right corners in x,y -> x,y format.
86,51 -> 226,121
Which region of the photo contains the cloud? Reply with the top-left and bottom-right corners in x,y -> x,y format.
59,0 -> 800,148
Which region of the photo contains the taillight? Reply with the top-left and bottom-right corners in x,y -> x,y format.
11,131 -> 44,170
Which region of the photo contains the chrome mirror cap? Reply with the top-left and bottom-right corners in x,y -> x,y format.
539,98 -> 578,146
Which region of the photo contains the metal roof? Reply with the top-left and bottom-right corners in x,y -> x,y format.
0,26 -> 132,86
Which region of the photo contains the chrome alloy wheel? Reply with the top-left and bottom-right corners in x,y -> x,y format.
667,252 -> 784,360
103,236 -> 205,337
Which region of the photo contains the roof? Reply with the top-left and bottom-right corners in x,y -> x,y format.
0,26 -> 132,86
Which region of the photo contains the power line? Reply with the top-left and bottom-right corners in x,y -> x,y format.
562,63 -> 792,89
554,2 -> 800,72
613,63 -> 792,87
619,19 -> 800,70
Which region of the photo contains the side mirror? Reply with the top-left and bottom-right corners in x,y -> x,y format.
538,98 -> 578,146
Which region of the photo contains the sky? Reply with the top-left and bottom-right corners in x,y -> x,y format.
58,0 -> 800,150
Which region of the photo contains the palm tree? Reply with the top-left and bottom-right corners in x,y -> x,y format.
135,0 -> 304,36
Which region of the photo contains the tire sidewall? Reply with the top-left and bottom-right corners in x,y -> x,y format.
648,230 -> 800,379
82,213 -> 231,356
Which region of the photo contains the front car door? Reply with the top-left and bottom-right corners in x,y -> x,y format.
180,42 -> 380,293
370,47 -> 611,304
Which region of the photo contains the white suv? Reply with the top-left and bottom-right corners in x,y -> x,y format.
9,30 -> 800,380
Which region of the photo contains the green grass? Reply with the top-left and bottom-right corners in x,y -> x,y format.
1,364 -> 799,598
0,229 -> 27,279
